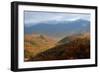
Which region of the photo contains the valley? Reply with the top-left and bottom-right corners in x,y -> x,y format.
24,33 -> 90,61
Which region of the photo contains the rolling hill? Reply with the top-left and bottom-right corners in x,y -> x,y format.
28,33 -> 90,61
24,33 -> 57,61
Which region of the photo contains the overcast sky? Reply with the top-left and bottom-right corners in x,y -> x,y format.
24,11 -> 90,26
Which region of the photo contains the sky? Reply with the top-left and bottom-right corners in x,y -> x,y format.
24,11 -> 90,27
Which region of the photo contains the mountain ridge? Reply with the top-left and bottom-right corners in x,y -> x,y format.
24,19 -> 90,39
24,33 -> 90,61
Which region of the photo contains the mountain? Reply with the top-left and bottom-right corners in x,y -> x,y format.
24,19 -> 90,39
24,33 -> 57,61
57,33 -> 90,45
29,33 -> 90,61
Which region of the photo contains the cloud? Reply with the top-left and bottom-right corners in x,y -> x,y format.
24,11 -> 90,26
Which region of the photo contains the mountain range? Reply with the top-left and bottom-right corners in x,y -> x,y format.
24,19 -> 90,39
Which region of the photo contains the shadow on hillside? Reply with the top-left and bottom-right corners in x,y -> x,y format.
26,36 -> 90,61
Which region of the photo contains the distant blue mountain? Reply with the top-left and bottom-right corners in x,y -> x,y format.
24,19 -> 90,38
